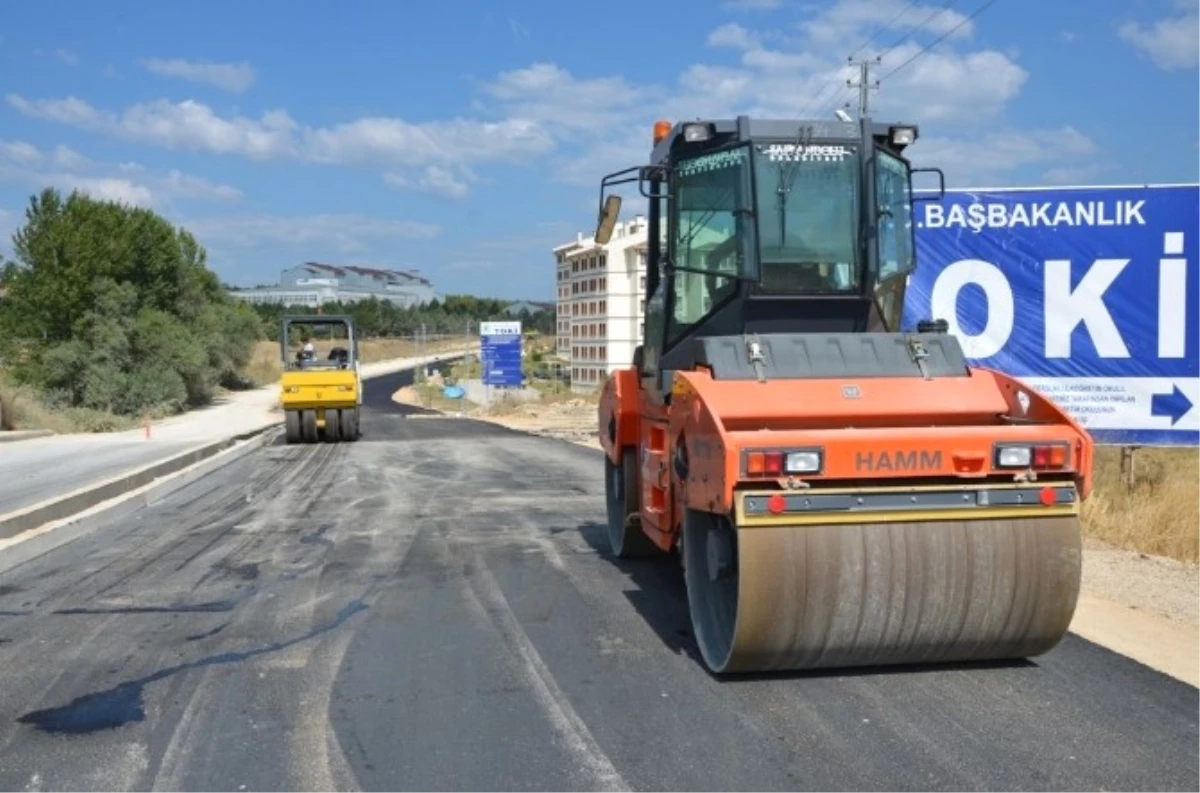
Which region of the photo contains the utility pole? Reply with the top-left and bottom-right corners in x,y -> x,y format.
846,55 -> 881,118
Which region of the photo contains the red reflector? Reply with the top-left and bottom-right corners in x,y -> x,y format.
767,493 -> 786,514
764,452 -> 783,475
1033,446 -> 1051,467
1039,487 -> 1056,506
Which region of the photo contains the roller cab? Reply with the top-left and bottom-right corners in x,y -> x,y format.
278,314 -> 362,444
594,114 -> 1094,674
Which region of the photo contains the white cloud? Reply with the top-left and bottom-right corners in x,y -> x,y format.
62,177 -> 155,206
51,144 -> 89,169
33,47 -> 80,66
160,169 -> 244,201
0,138 -> 242,208
139,57 -> 257,92
384,166 -> 470,199
0,140 -> 42,167
708,23 -> 758,49
659,7 -> 1025,124
508,18 -> 530,42
722,0 -> 782,10
3,0 -> 1063,205
478,63 -> 657,133
800,0 -> 977,50
6,93 -> 551,191
1118,1 -> 1199,71
1042,163 -> 1116,186
303,115 -> 550,169
7,94 -> 298,159
911,126 -> 1101,186
186,213 -> 441,254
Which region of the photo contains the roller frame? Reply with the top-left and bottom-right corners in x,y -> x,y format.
598,368 -> 1092,676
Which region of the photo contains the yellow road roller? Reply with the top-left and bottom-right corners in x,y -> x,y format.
279,314 -> 362,443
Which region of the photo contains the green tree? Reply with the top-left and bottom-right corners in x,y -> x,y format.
0,187 -> 265,418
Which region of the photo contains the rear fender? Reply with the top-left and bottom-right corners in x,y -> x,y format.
669,370 -> 737,515
598,367 -> 640,464
980,367 -> 1096,498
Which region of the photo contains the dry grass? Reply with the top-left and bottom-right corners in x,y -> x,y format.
1082,446 -> 1199,564
0,373 -> 140,433
242,335 -> 475,387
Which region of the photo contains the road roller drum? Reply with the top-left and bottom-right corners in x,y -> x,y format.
682,510 -> 1083,674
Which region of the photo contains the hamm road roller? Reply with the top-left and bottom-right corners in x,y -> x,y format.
595,115 -> 1094,674
279,314 -> 362,443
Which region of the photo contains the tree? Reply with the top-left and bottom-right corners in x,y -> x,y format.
0,187 -> 265,417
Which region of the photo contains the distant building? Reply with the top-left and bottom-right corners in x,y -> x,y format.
552,215 -> 648,391
503,300 -> 553,316
229,262 -> 438,308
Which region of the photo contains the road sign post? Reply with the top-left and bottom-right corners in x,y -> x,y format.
904,183 -> 1199,447
480,321 -> 524,402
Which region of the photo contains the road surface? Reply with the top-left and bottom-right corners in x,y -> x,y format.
0,353 -> 468,519
0,369 -> 1195,791
0,436 -> 198,515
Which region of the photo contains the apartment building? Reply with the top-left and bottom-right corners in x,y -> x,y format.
551,216 -> 648,390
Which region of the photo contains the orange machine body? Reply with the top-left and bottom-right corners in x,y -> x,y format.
599,363 -> 1095,554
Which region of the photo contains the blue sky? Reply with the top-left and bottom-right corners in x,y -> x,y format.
0,0 -> 1196,301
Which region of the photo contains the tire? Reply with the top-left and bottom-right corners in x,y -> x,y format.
284,410 -> 301,444
324,408 -> 342,443
605,447 -> 658,558
301,409 -> 318,443
341,408 -> 360,441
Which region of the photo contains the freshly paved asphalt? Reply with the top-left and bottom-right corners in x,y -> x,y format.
0,368 -> 1195,791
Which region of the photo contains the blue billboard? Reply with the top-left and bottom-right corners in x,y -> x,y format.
480,321 -> 524,388
904,184 -> 1199,446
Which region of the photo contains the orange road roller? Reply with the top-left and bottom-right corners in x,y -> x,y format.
594,115 -> 1093,674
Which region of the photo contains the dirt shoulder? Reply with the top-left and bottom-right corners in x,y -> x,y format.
1072,538 -> 1198,686
398,390 -> 1199,686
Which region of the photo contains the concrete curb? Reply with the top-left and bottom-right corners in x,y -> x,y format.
0,430 -> 54,443
0,425 -> 280,570
0,425 -> 281,548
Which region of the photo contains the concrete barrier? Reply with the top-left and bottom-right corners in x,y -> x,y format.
0,425 -> 280,542
0,426 -> 282,571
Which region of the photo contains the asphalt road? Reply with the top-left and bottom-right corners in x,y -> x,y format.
0,437 -> 197,515
0,369 -> 1195,791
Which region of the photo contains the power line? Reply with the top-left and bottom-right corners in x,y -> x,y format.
847,3 -> 916,59
879,0 -> 999,82
800,0 -> 953,119
802,4 -> 913,118
876,0 -> 961,62
796,60 -> 857,119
